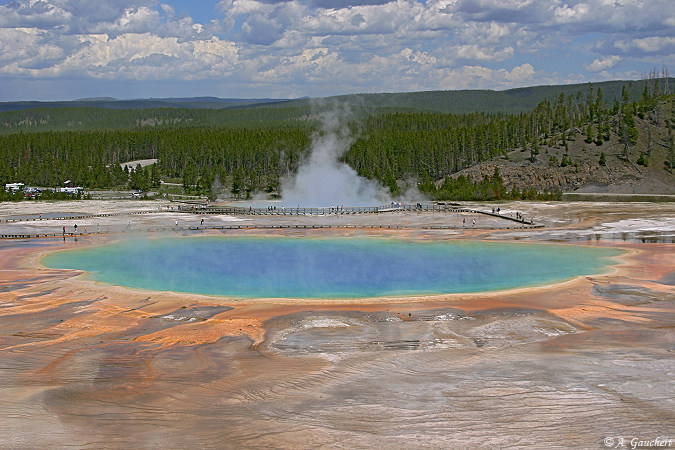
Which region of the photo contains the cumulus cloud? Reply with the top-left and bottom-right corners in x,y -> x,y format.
0,27 -> 69,70
0,0 -> 673,99
0,0 -> 163,34
436,63 -> 537,90
614,37 -> 675,54
0,30 -> 239,80
584,55 -> 621,72
453,44 -> 514,62
453,0 -> 674,34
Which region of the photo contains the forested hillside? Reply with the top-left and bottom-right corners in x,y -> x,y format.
0,97 -> 293,113
0,105 -> 313,133
1,77 -> 673,202
2,78 -> 672,133
330,78 -> 674,114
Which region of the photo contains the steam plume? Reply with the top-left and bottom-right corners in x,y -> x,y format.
280,101 -> 391,207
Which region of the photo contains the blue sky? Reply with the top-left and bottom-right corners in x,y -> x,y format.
0,0 -> 673,101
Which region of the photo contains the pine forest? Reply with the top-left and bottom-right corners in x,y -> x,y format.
1,77 -> 673,202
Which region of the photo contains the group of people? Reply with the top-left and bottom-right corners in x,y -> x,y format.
62,223 -> 104,235
489,206 -> 526,221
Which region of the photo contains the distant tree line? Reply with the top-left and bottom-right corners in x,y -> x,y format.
0,78 -> 672,202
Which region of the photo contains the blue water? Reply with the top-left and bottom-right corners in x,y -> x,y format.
43,236 -> 623,298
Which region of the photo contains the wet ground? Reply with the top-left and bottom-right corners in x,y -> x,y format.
0,200 -> 673,448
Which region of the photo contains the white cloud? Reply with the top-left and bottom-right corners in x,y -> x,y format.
433,63 -> 537,90
551,2 -> 589,24
160,3 -> 175,17
400,48 -> 436,65
0,0 -> 162,34
584,55 -> 621,72
0,31 -> 239,80
508,62 -> 535,81
452,0 -> 674,35
99,6 -> 162,35
466,63 -> 535,87
0,0 -> 673,99
614,37 -> 675,54
453,44 -> 514,62
0,27 -> 80,72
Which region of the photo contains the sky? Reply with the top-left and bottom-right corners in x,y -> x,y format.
0,0 -> 673,101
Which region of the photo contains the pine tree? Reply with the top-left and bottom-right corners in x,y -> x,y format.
585,123 -> 594,143
530,139 -> 539,162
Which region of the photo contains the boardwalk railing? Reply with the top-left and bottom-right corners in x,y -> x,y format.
0,204 -> 536,225
0,203 -> 540,239
179,203 -> 535,225
183,203 -> 458,216
0,210 -> 160,223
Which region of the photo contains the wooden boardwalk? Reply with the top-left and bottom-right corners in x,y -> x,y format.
0,210 -> 159,223
173,203 -> 537,226
188,203 -> 452,216
0,203 -> 541,239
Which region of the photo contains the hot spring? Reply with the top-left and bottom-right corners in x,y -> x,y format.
43,236 -> 623,299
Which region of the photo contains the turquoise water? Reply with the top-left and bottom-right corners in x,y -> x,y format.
43,236 -> 623,298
